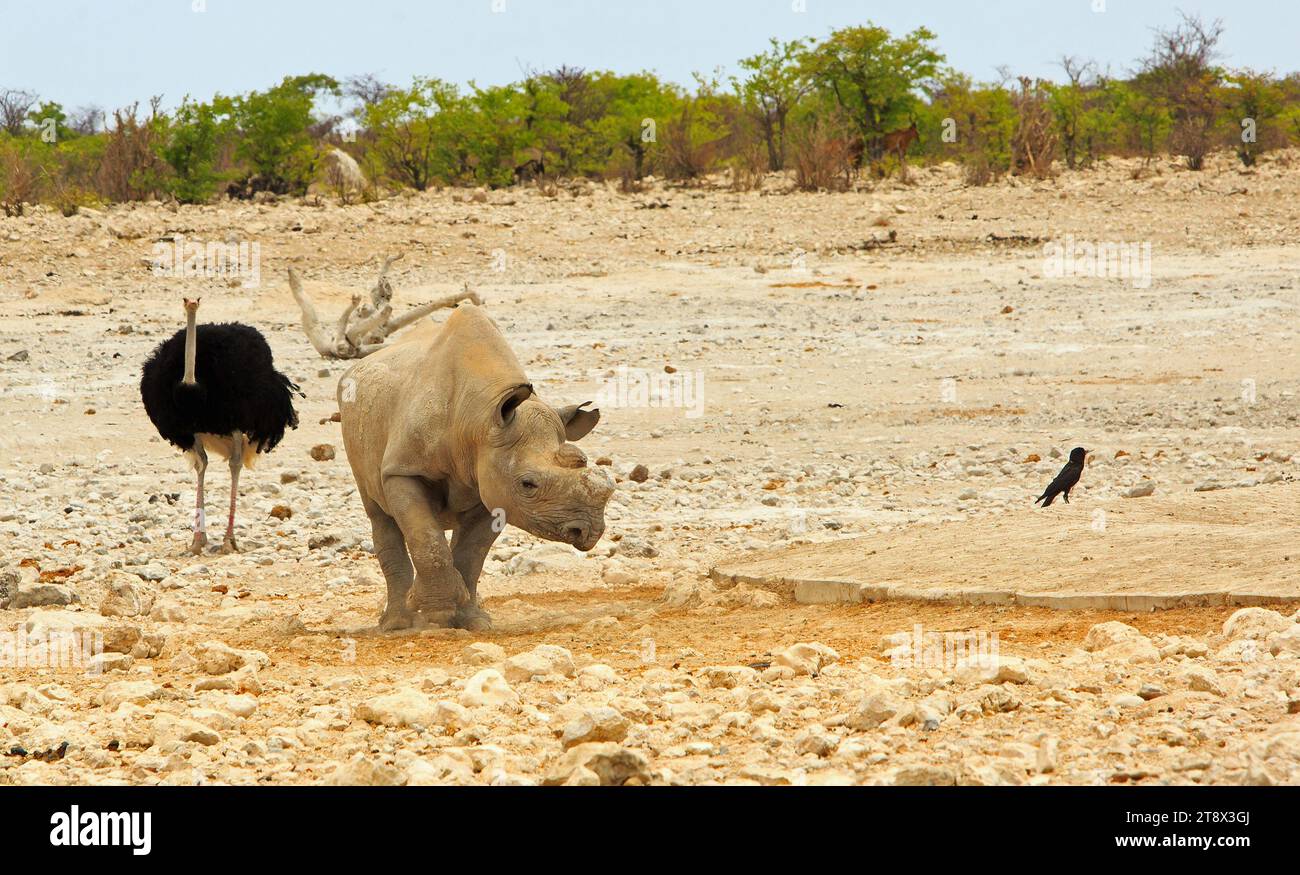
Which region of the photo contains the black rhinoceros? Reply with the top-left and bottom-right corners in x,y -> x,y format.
338,303 -> 614,631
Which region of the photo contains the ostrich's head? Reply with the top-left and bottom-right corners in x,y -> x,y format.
183,297 -> 201,316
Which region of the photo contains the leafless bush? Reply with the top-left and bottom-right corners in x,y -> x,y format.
0,142 -> 41,216
1011,77 -> 1058,178
962,156 -> 996,187
44,173 -> 96,217
0,89 -> 38,136
788,113 -> 855,191
728,138 -> 768,191
96,100 -> 168,201
1138,12 -> 1224,171
660,103 -> 726,183
67,105 -> 105,136
344,74 -> 393,113
1168,123 -> 1212,170
617,169 -> 644,194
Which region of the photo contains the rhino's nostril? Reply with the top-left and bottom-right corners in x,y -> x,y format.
565,526 -> 586,543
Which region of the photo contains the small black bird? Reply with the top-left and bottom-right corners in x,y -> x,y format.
1034,447 -> 1088,507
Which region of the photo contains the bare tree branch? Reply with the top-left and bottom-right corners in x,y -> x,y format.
0,89 -> 38,135
288,255 -> 482,358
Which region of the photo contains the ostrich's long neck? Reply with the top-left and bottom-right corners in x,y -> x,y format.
182,309 -> 198,385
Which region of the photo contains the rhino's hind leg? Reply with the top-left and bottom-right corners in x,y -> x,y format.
366,500 -> 416,631
449,505 -> 500,632
384,475 -> 471,628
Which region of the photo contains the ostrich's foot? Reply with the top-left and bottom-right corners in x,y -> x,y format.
220,534 -> 240,554
189,532 -> 208,555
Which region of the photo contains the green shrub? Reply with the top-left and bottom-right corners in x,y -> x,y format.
161,98 -> 230,203
227,74 -> 338,195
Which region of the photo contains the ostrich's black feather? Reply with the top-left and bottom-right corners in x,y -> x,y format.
140,322 -> 302,454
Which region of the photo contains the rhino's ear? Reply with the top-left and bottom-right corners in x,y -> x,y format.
498,383 -> 534,426
556,401 -> 600,441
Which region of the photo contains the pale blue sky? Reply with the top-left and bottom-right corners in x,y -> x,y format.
1,0 -> 1296,112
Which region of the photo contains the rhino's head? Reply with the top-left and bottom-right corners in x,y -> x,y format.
477,384 -> 614,551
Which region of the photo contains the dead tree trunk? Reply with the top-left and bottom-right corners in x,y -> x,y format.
288,254 -> 483,359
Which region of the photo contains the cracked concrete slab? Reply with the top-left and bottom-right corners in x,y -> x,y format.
712,483 -> 1300,611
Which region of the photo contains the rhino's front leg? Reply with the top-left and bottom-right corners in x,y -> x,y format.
449,505 -> 501,632
383,475 -> 471,628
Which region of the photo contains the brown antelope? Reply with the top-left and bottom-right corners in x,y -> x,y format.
846,134 -> 867,169
512,146 -> 546,183
845,120 -> 920,177
880,121 -> 920,165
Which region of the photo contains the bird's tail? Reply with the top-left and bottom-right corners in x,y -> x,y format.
273,370 -> 304,432
1037,493 -> 1055,508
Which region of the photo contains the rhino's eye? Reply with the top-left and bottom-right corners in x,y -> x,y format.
519,478 -> 540,492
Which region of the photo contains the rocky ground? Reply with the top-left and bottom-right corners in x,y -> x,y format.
1,150 -> 1299,785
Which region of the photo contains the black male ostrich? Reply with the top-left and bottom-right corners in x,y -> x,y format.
140,298 -> 303,554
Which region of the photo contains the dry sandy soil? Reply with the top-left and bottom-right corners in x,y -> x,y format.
1,151 -> 1299,786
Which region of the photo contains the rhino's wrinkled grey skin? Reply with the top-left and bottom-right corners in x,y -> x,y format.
338,304 -> 614,631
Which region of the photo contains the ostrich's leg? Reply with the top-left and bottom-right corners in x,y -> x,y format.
221,432 -> 243,553
190,443 -> 209,555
